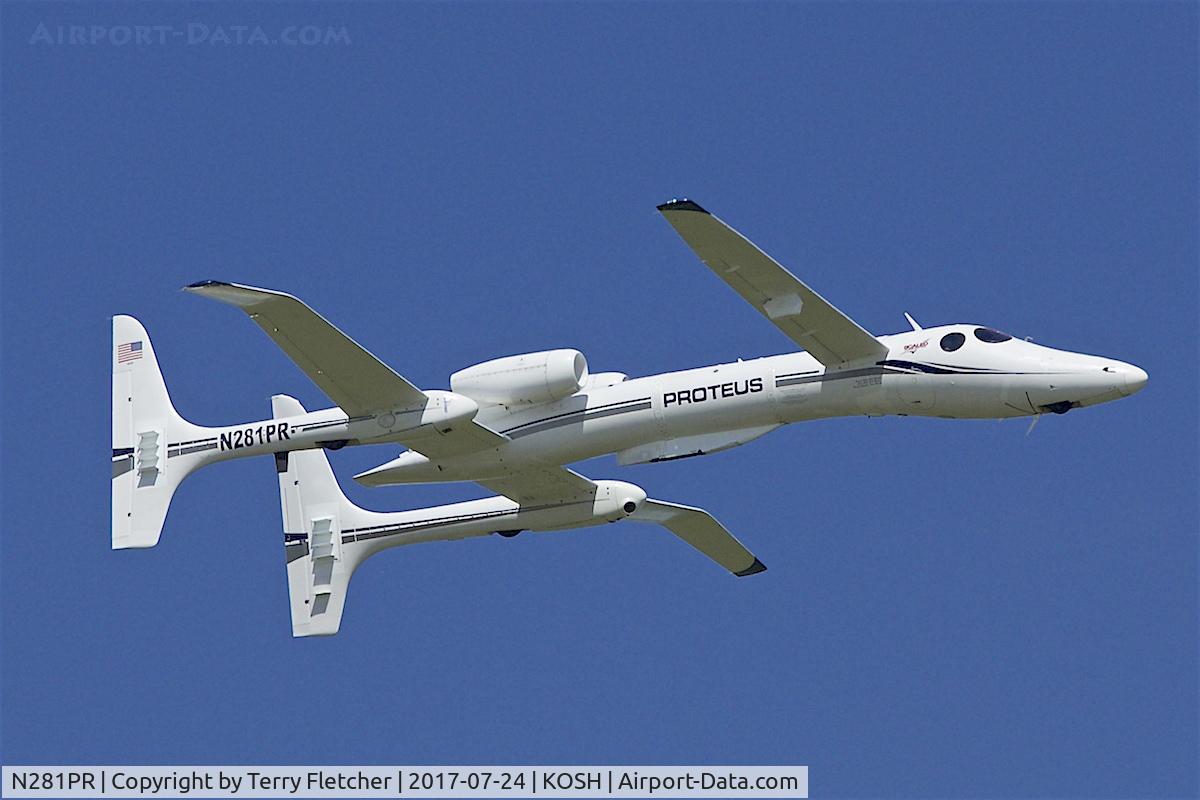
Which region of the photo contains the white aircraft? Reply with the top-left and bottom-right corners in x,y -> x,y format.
112,199 -> 1147,635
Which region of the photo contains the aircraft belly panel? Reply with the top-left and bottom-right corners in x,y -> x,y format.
617,425 -> 780,466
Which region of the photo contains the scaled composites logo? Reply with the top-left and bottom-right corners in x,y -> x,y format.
29,22 -> 352,47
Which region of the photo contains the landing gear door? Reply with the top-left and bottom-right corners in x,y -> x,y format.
894,373 -> 935,411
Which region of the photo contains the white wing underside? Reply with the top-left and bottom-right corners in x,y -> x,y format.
475,464 -> 601,505
475,464 -> 764,577
631,498 -> 764,576
184,280 -> 508,459
658,199 -> 887,367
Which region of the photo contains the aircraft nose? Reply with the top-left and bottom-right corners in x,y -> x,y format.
1120,364 -> 1148,397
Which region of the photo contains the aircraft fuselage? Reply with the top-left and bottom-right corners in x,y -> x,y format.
355,323 -> 1147,486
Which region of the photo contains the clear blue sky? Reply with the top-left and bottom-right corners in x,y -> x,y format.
2,2 -> 1196,797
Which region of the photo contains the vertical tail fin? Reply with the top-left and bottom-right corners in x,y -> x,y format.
275,394 -> 361,637
111,315 -> 211,549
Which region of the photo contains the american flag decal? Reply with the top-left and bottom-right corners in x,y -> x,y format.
117,340 -> 144,364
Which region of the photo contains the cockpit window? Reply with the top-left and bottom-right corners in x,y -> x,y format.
940,332 -> 965,352
973,327 -> 1013,343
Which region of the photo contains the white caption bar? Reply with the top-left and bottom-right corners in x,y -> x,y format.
3,767 -> 807,798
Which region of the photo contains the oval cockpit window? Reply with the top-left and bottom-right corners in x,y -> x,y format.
940,332 -> 965,352
973,327 -> 1013,343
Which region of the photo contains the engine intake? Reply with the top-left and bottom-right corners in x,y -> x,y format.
450,349 -> 588,406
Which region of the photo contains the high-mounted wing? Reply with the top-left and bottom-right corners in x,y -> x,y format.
657,199 -> 887,367
631,498 -> 765,577
187,281 -> 509,460
185,281 -> 427,417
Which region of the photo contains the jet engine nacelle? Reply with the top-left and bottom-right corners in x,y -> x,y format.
450,349 -> 588,406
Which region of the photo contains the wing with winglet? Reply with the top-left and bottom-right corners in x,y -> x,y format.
476,463 -> 765,577
657,199 -> 887,367
184,281 -> 427,417
630,498 -> 765,576
185,280 -> 509,459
